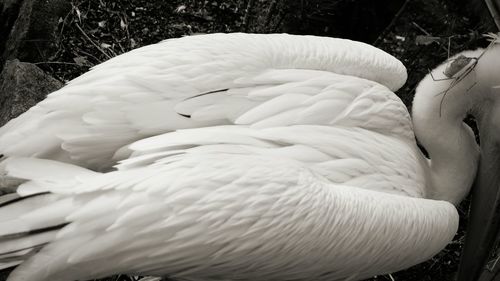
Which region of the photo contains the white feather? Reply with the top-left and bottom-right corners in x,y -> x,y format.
3,33 -> 488,281
0,33 -> 406,170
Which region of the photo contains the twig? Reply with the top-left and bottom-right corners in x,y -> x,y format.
117,42 -> 126,53
121,12 -> 131,42
58,8 -> 73,40
373,0 -> 410,46
264,0 -> 277,32
242,0 -> 255,32
106,44 -> 119,57
411,22 -> 448,53
272,13 -> 285,33
74,48 -> 102,64
33,61 -> 92,67
74,22 -> 112,60
412,21 -> 431,35
488,254 -> 500,271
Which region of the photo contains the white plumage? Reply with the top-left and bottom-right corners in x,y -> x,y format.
0,33 -> 405,170
0,33 -> 497,281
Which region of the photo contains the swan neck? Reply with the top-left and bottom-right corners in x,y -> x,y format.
412,84 -> 479,204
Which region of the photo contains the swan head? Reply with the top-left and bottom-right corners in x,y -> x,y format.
417,40 -> 500,280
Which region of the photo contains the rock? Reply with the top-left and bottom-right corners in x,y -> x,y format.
1,0 -> 71,69
0,59 -> 63,126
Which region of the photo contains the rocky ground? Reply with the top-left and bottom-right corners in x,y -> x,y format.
0,0 -> 499,280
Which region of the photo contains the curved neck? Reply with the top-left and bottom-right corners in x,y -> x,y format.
412,74 -> 480,205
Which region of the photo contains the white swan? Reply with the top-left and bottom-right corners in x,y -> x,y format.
0,33 -> 497,281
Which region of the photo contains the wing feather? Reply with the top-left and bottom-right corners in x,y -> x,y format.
1,152 -> 455,281
0,34 -> 407,170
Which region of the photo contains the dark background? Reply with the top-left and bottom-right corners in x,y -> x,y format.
0,0 -> 499,280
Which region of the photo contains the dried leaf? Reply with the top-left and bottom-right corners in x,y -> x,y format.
74,6 -> 82,22
175,5 -> 186,13
100,43 -> 112,49
395,35 -> 406,42
415,35 -> 440,46
120,18 -> 127,29
73,56 -> 89,66
137,277 -> 162,281
484,32 -> 500,43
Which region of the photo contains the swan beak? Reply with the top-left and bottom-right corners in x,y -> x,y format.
457,103 -> 500,281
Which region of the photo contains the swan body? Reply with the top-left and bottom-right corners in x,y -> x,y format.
0,33 -> 498,281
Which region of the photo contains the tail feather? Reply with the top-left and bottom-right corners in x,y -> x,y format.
0,192 -> 70,239
0,193 -> 20,206
0,244 -> 46,270
0,260 -> 23,271
0,191 -> 71,272
0,158 -> 98,196
0,244 -> 46,260
0,157 -> 96,274
3,158 -> 96,184
0,231 -> 56,262
0,192 -> 54,223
